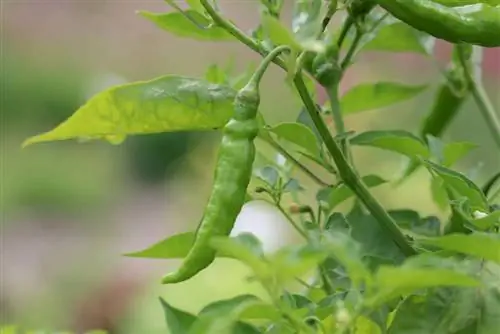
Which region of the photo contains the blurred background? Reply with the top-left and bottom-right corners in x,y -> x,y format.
1,1 -> 499,333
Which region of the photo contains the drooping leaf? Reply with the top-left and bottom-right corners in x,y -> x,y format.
123,231 -> 195,259
423,160 -> 489,211
159,298 -> 197,334
361,22 -> 429,55
415,233 -> 500,264
269,122 -> 320,157
138,10 -> 234,41
350,130 -> 430,158
23,76 -> 237,147
340,82 -> 428,115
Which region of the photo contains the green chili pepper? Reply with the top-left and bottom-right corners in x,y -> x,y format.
375,0 -> 500,47
161,45 -> 290,284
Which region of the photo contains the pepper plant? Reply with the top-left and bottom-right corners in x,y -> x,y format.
15,0 -> 500,333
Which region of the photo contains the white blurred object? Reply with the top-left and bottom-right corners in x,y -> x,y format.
231,200 -> 294,253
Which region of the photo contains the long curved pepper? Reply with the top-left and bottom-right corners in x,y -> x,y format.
161,45 -> 291,284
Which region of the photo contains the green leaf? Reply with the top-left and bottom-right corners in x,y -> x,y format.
209,235 -> 270,279
416,233 -> 500,264
255,166 -> 280,188
185,0 -> 205,13
361,22 -> 429,55
347,203 -> 406,264
423,160 -> 489,211
123,232 -> 195,259
443,141 -> 478,167
270,244 -> 329,283
291,0 -> 323,43
471,210 -> 500,231
269,122 -> 320,157
190,295 -> 262,334
350,130 -> 430,158
431,175 -> 451,211
369,265 -> 479,307
262,15 -> 302,50
138,10 -> 234,41
340,82 -> 427,115
388,287 -> 478,334
321,231 -> 372,287
239,302 -> 282,322
160,298 -> 197,334
204,64 -> 228,85
23,76 -> 236,147
322,175 -> 387,210
296,106 -> 322,141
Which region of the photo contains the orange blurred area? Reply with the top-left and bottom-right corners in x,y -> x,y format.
2,2 -> 499,333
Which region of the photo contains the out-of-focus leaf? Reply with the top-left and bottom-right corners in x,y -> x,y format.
361,22 -> 429,55
350,130 -> 430,159
322,175 -> 387,210
416,233 -> 500,264
138,10 -> 234,41
23,76 -> 236,147
123,232 -> 195,259
341,82 -> 428,115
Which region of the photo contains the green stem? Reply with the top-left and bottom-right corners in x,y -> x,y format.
341,26 -> 363,70
457,45 -> 500,150
277,205 -> 308,239
337,16 -> 355,49
293,75 -> 416,257
247,45 -> 291,89
263,137 -> 330,187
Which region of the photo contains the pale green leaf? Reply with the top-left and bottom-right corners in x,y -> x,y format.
123,232 -> 195,259
416,233 -> 500,264
323,175 -> 387,210
23,76 -> 236,147
341,82 -> 428,115
350,130 -> 430,158
160,298 -> 197,334
361,22 -> 428,55
138,10 -> 234,41
269,122 -> 320,157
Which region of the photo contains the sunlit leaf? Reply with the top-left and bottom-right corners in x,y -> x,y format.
23,76 -> 237,147
341,82 -> 428,115
350,130 -> 430,158
138,10 -> 234,41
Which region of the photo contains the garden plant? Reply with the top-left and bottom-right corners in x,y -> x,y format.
7,0 -> 500,333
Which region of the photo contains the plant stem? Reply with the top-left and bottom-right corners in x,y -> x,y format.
277,205 -> 308,239
293,75 -> 416,256
337,16 -> 354,49
263,137 -> 331,187
341,26 -> 363,70
457,45 -> 500,150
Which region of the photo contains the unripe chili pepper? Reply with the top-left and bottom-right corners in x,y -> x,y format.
375,0 -> 500,47
161,45 -> 290,284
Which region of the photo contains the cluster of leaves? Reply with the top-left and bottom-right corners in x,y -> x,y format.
19,0 -> 500,333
